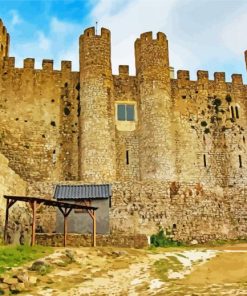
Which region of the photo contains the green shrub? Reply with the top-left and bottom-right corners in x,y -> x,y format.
150,228 -> 182,247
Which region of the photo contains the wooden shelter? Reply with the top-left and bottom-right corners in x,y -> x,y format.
3,195 -> 98,247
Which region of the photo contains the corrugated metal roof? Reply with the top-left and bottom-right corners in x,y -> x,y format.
54,184 -> 112,200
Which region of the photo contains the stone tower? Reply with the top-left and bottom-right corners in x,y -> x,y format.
135,32 -> 175,181
0,19 -> 9,61
79,27 -> 116,182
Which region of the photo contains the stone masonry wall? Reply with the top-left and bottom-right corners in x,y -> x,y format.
110,181 -> 247,243
0,152 -> 31,243
28,180 -> 247,243
0,57 -> 79,183
36,233 -> 148,248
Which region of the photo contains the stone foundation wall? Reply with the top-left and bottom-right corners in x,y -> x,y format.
36,233 -> 148,248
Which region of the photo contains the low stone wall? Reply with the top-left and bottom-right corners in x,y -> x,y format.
36,233 -> 148,248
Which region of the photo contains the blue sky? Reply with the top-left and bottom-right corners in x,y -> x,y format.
1,0 -> 247,81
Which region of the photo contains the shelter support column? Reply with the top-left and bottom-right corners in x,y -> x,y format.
88,209 -> 96,247
58,207 -> 72,247
29,201 -> 37,246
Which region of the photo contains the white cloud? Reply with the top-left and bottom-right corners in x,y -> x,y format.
37,31 -> 51,51
221,11 -> 247,56
90,0 -> 247,79
9,10 -> 22,26
91,0 -> 179,74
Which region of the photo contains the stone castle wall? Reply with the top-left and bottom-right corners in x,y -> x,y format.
0,152 -> 30,243
26,180 -> 247,243
0,57 -> 79,182
0,19 -> 246,242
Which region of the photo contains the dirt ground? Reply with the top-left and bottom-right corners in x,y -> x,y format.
9,244 -> 247,295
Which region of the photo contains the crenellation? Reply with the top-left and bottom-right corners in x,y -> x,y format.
3,56 -> 15,69
118,65 -> 129,76
42,59 -> 54,71
214,72 -> 225,83
231,74 -> 243,85
177,70 -> 190,80
61,60 -> 72,72
23,58 -> 35,69
197,70 -> 209,81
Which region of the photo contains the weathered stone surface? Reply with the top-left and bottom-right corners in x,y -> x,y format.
0,20 -> 247,243
3,277 -> 18,285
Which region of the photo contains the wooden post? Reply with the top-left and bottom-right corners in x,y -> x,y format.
58,207 -> 72,247
88,209 -> 96,247
4,199 -> 10,243
93,210 -> 96,247
30,201 -> 37,246
64,212 -> 67,247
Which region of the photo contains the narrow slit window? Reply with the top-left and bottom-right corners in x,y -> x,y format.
203,154 -> 207,167
126,150 -> 129,165
235,106 -> 239,119
239,155 -> 242,168
231,106 -> 235,119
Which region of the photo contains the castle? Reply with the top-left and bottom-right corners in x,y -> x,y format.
0,19 -> 247,243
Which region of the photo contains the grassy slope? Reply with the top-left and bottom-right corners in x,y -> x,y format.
0,245 -> 53,273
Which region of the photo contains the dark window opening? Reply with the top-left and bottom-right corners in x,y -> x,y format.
126,150 -> 129,165
203,154 -> 207,167
231,106 -> 235,119
117,104 -> 135,121
235,106 -> 239,119
239,155 -> 242,168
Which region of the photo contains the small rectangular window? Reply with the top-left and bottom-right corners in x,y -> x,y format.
126,150 -> 129,165
235,106 -> 239,119
203,154 -> 207,167
117,103 -> 135,121
126,105 -> 135,121
231,106 -> 235,119
239,155 -> 242,168
117,104 -> 126,121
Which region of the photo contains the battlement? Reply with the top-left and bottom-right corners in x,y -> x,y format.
0,56 -> 75,75
232,74 -> 243,85
3,56 -> 15,68
24,58 -> 35,69
118,65 -> 129,76
177,70 -> 190,80
214,72 -> 225,83
82,27 -> 110,40
197,70 -> 209,80
138,31 -> 167,43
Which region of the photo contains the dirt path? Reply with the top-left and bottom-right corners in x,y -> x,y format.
9,245 -> 247,295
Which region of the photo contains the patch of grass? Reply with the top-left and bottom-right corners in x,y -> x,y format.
0,245 -> 53,274
153,256 -> 183,282
150,229 -> 184,248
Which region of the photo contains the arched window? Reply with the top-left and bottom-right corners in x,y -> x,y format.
230,104 -> 240,120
